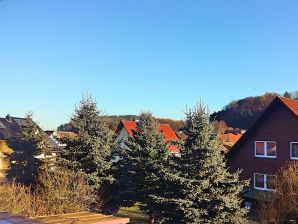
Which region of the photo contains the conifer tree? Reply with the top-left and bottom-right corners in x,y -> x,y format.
117,113 -> 169,223
61,94 -> 114,190
153,102 -> 248,223
8,112 -> 50,184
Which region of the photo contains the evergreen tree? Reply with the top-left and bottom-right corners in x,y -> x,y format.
117,113 -> 169,223
8,112 -> 50,184
61,94 -> 114,190
153,102 -> 248,223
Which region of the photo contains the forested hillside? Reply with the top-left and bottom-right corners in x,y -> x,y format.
211,91 -> 298,130
58,115 -> 183,133
58,91 -> 298,132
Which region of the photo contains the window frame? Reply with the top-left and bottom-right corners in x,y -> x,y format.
253,173 -> 277,191
254,141 -> 277,158
290,142 -> 298,160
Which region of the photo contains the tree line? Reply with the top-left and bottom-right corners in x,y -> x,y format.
58,115 -> 183,133
59,95 -> 248,223
2,94 -> 248,223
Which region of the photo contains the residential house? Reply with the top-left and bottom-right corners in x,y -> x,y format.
219,132 -> 242,150
0,115 -> 59,179
115,120 -> 180,154
227,96 -> 298,208
45,130 -> 77,148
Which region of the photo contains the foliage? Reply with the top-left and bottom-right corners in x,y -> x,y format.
7,112 -> 50,185
211,91 -> 298,130
211,93 -> 277,129
58,115 -> 183,133
258,161 -> 298,223
115,113 -> 170,222
0,179 -> 33,216
0,166 -> 98,217
34,167 -> 99,216
115,205 -> 148,224
153,102 -> 248,223
57,122 -> 74,132
61,94 -> 114,190
214,120 -> 228,134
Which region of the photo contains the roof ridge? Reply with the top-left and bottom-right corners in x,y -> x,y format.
277,95 -> 298,101
228,96 -> 298,158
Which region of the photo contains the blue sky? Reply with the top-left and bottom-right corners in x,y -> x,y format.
0,1 -> 298,129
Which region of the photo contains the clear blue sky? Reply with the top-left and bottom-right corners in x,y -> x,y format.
1,0 -> 298,129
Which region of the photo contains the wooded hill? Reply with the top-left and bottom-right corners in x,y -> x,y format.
211,91 -> 298,130
58,115 -> 183,133
58,91 -> 298,133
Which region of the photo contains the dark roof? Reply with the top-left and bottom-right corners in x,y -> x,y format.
0,116 -> 58,149
227,96 -> 298,158
0,117 -> 21,140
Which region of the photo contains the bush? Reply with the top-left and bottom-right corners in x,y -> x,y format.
0,180 -> 33,216
259,161 -> 298,223
0,167 -> 100,217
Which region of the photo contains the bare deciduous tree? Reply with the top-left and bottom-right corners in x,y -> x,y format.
259,161 -> 298,223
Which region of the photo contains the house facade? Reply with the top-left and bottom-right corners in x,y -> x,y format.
115,120 -> 180,154
228,96 -> 298,205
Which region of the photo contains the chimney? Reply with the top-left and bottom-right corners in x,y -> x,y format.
6,114 -> 12,122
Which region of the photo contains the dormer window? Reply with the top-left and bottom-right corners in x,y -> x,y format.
255,141 -> 277,158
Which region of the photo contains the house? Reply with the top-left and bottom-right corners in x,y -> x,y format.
0,115 -> 60,178
227,96 -> 298,207
45,130 -> 77,148
115,120 -> 180,154
0,115 -> 59,150
219,132 -> 242,150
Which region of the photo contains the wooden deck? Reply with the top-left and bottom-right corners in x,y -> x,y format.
0,212 -> 130,224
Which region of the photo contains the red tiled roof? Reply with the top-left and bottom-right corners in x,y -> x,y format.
122,120 -> 137,138
278,96 -> 298,117
57,131 -> 77,139
121,120 -> 179,153
220,133 -> 242,143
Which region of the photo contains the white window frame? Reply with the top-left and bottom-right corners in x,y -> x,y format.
253,173 -> 276,191
290,142 -> 298,160
254,141 -> 277,158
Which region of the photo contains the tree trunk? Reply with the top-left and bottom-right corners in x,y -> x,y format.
149,214 -> 155,224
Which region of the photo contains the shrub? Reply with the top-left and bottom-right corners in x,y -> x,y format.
0,167 -> 100,217
0,180 -> 33,216
259,161 -> 298,223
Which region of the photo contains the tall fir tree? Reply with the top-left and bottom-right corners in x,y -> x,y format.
61,94 -> 114,190
153,102 -> 248,223
116,113 -> 169,223
8,112 -> 50,184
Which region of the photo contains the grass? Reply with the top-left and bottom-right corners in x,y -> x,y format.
115,205 -> 258,224
115,205 -> 148,224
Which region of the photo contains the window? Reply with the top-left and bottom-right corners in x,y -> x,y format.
290,142 -> 298,160
255,141 -> 277,158
254,173 -> 276,191
0,122 -> 5,129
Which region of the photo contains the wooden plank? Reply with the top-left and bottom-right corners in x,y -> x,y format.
30,212 -> 130,224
